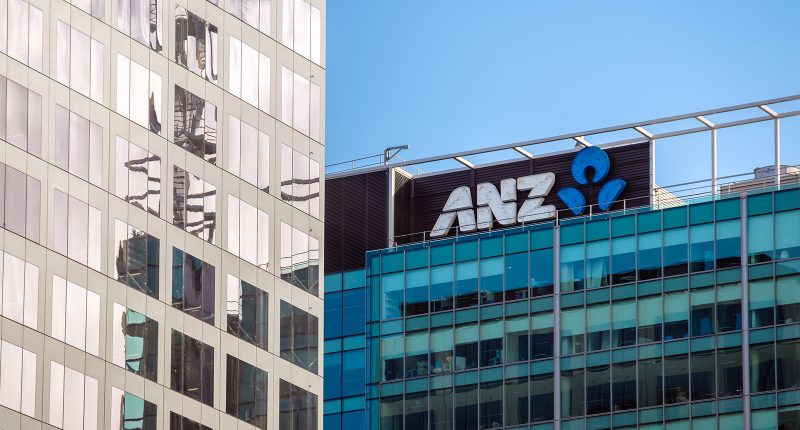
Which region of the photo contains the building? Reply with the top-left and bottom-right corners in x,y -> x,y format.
0,0 -> 324,428
323,95 -> 800,429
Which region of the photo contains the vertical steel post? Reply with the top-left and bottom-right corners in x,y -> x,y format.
775,118 -> 781,187
711,129 -> 718,198
553,225 -> 561,429
387,167 -> 395,248
650,139 -> 657,206
740,194 -> 752,430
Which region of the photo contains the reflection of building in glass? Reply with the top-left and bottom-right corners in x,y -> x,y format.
173,165 -> 217,243
175,6 -> 218,83
280,222 -> 320,296
114,220 -> 160,299
174,85 -> 217,163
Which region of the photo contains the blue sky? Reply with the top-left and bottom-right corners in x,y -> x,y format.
326,1 -> 800,187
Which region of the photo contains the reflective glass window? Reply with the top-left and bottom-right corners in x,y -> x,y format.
227,275 -> 269,350
505,251 -> 528,300
529,247 -> 553,296
280,0 -> 321,64
664,353 -> 689,404
479,380 -> 502,429
561,308 -> 585,355
173,165 -> 216,243
405,268 -> 428,316
560,244 -> 584,292
430,388 -> 453,430
228,115 -> 270,191
111,304 -> 158,381
56,23 -> 104,103
228,195 -> 269,269
455,260 -> 478,308
170,411 -> 212,430
342,288 -> 365,336
585,240 -> 609,289
586,365 -> 610,415
480,320 -> 503,367
639,357 -> 662,407
118,0 -> 161,50
716,282 -> 742,332
479,257 -> 503,305
430,264 -> 454,312
279,379 -> 318,430
405,331 -> 429,378
174,86 -> 217,164
611,235 -> 636,284
281,66 -> 321,141
664,291 -> 689,340
430,328 -> 453,374
170,330 -> 214,406
638,232 -> 662,280
505,317 -> 528,363
691,350 -> 715,400
749,215 -> 773,263
229,37 -> 270,112
380,395 -> 403,430
115,137 -> 161,215
454,384 -> 478,429
280,300 -> 319,373
0,76 -> 42,157
750,341 -> 776,393
280,144 -> 320,217
54,105 -> 103,186
172,247 -> 215,325
638,295 -> 663,343
175,6 -> 217,82
749,277 -> 775,328
455,324 -> 478,371
717,346 -> 743,397
777,338 -> 800,390
716,219 -> 741,268
280,221 -> 319,295
612,361 -> 636,411
690,223 -> 714,272
53,190 -> 101,270
586,303 -> 610,351
226,355 -> 269,430
775,210 -> 800,259
776,271 -> 800,324
116,54 -> 162,132
531,312 -> 553,359
48,362 -> 99,430
0,251 -> 38,329
0,341 -> 36,416
51,275 -> 100,355
110,388 -> 157,430
561,368 -> 584,418
531,372 -> 553,422
690,288 -> 715,337
341,349 -> 365,398
381,335 -> 403,381
611,300 -> 636,348
113,219 -> 160,298
1,0 -> 42,70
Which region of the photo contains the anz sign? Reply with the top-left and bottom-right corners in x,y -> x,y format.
430,146 -> 627,238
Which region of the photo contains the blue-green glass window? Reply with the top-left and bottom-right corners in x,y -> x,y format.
455,261 -> 479,308
505,317 -> 529,363
324,352 -> 341,399
227,277 -> 269,349
664,353 -> 689,404
405,390 -> 428,429
775,210 -> 800,260
750,340 -> 776,393
123,308 -> 158,382
664,291 -> 689,340
405,269 -> 428,316
405,248 -> 428,270
612,299 -> 636,347
638,295 -> 663,343
777,271 -> 800,325
690,288 -> 715,337
381,252 -> 404,274
405,332 -> 429,378
586,240 -> 610,289
663,228 -> 688,276
751,409 -> 777,430
531,313 -> 554,359
717,346 -> 743,396
455,324 -> 478,371
689,224 -> 714,272
639,356 -> 662,407
430,265 -> 454,312
716,282 -> 741,332
587,303 -> 611,351
480,320 -> 503,367
664,206 -> 687,229
612,215 -> 635,237
430,328 -> 453,374
381,272 -> 403,320
586,364 -> 610,415
777,338 -> 800,390
749,215 -> 774,263
454,384 -> 479,429
531,372 -> 554,422
380,335 -> 403,381
716,219 -> 741,268
561,368 -> 584,418
480,257 -> 503,305
561,222 -> 584,245
611,236 -> 636,285
380,395 -> 403,429
119,391 -> 157,430
691,349 -> 715,400
479,380 -> 503,429
530,248 -> 553,296
612,360 -> 637,411
505,252 -> 528,301
430,243 -> 453,266
505,376 -> 528,426
342,349 -> 365,398
749,278 -> 775,328
456,240 -> 478,262
638,232 -> 662,280
560,244 -> 584,292
324,292 -> 342,339
561,308 -> 585,355
342,288 -> 366,336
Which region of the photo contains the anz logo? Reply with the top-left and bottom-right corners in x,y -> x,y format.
430,146 -> 626,238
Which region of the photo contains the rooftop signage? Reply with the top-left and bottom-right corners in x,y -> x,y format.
430,146 -> 627,237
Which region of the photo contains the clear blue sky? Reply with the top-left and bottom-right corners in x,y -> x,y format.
326,1 -> 800,188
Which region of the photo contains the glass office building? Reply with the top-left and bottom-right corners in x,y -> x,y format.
0,0 -> 325,427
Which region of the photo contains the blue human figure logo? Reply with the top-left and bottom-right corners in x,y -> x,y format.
557,146 -> 626,215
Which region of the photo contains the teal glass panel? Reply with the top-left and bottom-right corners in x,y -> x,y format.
776,273 -> 800,325
561,308 -> 586,355
663,228 -> 689,276
455,324 -> 478,371
405,269 -> 428,316
505,317 -> 529,363
691,416 -> 716,430
455,240 -> 478,262
531,227 -> 553,250
480,236 -> 503,258
751,341 -> 777,393
716,197 -> 741,221
505,252 -> 529,301
380,335 -> 403,381
611,236 -> 636,284
405,248 -> 428,270
406,331 -> 429,377
561,222 -> 584,245
638,211 -> 661,233
586,303 -> 611,352
751,408 -> 777,430
663,206 -> 687,229
716,282 -> 742,333
748,192 -> 773,216
430,243 -> 454,266
586,240 -> 610,289
381,252 -> 404,274
749,279 -> 775,328
689,224 -> 714,272
505,232 -> 528,254
325,273 -> 343,292
774,188 -> 800,211
664,291 -> 689,340
343,269 -> 366,289
611,215 -> 635,237
638,232 -> 662,280
531,248 -> 554,296
719,413 -> 744,427
690,288 -> 715,337
586,219 -> 609,241
638,295 -> 663,344
455,261 -> 479,308
381,272 -> 403,320
689,202 -> 713,225
430,264 -> 454,312
479,257 -> 503,305
716,219 -> 741,268
560,244 -> 584,292
561,368 -> 585,418
612,300 -> 636,348
775,210 -> 800,260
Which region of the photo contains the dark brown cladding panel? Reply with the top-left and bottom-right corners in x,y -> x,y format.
325,170 -> 389,274
325,142 -> 652,273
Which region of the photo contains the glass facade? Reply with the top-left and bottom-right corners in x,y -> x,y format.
323,186 -> 800,429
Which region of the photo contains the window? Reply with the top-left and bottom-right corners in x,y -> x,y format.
587,303 -> 610,351
110,388 -> 156,430
531,312 -> 553,359
54,105 -> 103,186
280,300 -> 319,373
586,365 -> 610,415
280,67 -> 321,141
663,227 -> 688,276
405,331 -> 429,377
717,282 -> 742,332
777,338 -> 800,390
0,340 -> 36,417
279,379 -> 318,430
175,6 -> 217,82
381,335 -> 403,381
561,308 -> 585,355
405,268 -> 427,315
229,37 -> 270,112
115,137 -> 161,215
113,219 -> 160,298
280,222 -> 320,295
611,235 -> 636,284
226,274 -> 269,350
0,164 -> 40,241
479,380 -> 502,429
750,275 -> 775,328
170,411 -> 212,430
749,215 -> 773,263
639,357 -> 662,407
173,165 -> 216,243
229,0 -> 270,34
65,0 -> 103,19
560,244 -> 584,292
612,361 -> 637,411
48,362 -> 98,430
227,195 -> 269,269
638,295 -> 662,343
112,304 -> 158,382
691,350 -> 715,400
454,260 -> 478,308
638,232 -> 662,280
430,264 -> 454,312
56,22 -> 104,103
505,317 -> 528,363
0,251 -> 38,329
664,291 -> 689,340
51,275 -> 100,355
479,257 -> 503,305
775,210 -> 800,259
453,385 -> 478,429
226,355 -> 268,430
454,324 -> 478,371
751,341 -> 776,393
561,368 -> 584,418
280,0 -> 321,64
586,240 -> 610,288
116,54 -> 162,133
174,86 -> 217,163
664,353 -> 689,403
530,247 -> 553,296
531,373 -> 553,422
690,223 -> 714,272
0,75 -> 43,156
430,388 -> 453,430
0,0 -> 43,71
172,247 -> 215,325
53,190 -> 102,270
280,145 -> 320,217
117,0 -> 162,51
777,271 -> 800,324
227,115 -> 270,191
717,346 -> 742,396
170,330 -> 214,406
